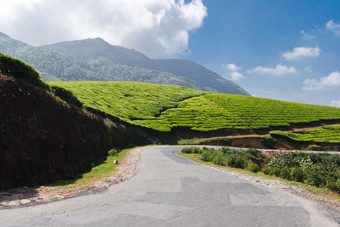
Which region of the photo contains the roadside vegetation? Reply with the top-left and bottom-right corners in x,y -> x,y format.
271,125 -> 340,143
179,147 -> 340,195
50,81 -> 340,132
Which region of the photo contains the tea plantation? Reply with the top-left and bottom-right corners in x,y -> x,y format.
50,81 -> 340,132
270,125 -> 340,143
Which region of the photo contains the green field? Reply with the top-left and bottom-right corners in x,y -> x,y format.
50,81 -> 340,132
270,125 -> 340,143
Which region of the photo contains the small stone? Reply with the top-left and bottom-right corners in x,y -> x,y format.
20,199 -> 31,205
7,201 -> 20,206
56,195 -> 64,199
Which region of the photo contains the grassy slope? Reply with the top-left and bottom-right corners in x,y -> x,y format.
50,81 -> 340,132
271,125 -> 340,143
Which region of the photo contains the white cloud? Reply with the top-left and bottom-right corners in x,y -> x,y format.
247,64 -> 296,76
222,63 -> 240,72
229,71 -> 245,81
222,63 -> 244,81
326,20 -> 340,36
282,46 -> 321,61
302,71 -> 340,90
331,100 -> 340,108
300,30 -> 315,40
0,0 -> 207,58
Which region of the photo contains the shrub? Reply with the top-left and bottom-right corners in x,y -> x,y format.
0,52 -> 49,89
51,86 -> 83,108
305,162 -> 339,188
298,156 -> 313,170
326,179 -> 340,193
269,151 -> 299,168
280,167 -> 292,180
290,167 -> 305,182
108,149 -> 119,156
248,163 -> 260,173
261,167 -> 270,175
214,151 -> 227,166
261,137 -> 277,149
269,167 -> 280,176
182,147 -> 194,154
220,147 -> 232,154
201,149 -> 216,162
245,148 -> 267,167
228,155 -> 247,169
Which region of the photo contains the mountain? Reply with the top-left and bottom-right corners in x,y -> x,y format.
0,32 -> 250,95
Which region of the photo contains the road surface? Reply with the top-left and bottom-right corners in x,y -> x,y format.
0,146 -> 338,226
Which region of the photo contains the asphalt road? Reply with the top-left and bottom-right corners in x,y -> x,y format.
0,146 -> 338,226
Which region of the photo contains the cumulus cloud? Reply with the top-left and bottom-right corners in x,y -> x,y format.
302,71 -> 340,90
229,72 -> 245,81
222,63 -> 245,81
0,0 -> 207,58
326,20 -> 340,36
331,100 -> 340,108
247,64 -> 296,76
282,46 -> 321,61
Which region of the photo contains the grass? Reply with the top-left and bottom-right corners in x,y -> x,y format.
271,125 -> 340,143
44,148 -> 131,189
177,151 -> 340,202
50,81 -> 340,132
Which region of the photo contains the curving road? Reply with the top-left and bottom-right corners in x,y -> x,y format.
0,146 -> 338,226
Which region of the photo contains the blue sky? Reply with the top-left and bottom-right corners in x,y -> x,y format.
0,0 -> 339,106
182,0 -> 340,106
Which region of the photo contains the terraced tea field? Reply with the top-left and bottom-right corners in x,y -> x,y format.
270,125 -> 340,143
50,81 -> 340,132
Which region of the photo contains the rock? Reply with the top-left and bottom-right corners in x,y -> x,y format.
20,199 -> 31,205
7,201 -> 20,206
55,195 -> 64,199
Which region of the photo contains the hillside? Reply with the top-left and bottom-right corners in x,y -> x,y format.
50,81 -> 340,132
0,53 -> 153,189
0,32 -> 249,95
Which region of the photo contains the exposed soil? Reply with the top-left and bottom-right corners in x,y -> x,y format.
0,147 -> 142,209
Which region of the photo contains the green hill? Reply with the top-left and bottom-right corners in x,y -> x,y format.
50,81 -> 340,132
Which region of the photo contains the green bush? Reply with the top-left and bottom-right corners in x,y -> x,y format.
269,167 -> 280,176
227,155 -> 247,169
305,162 -> 339,188
269,151 -> 299,168
182,147 -> 195,154
280,167 -> 292,180
108,149 -> 119,156
290,167 -> 305,182
0,52 -> 49,89
261,167 -> 270,175
248,163 -> 260,173
244,148 -> 267,167
51,86 -> 83,108
326,179 -> 340,193
221,147 -> 232,154
214,151 -> 227,166
201,149 -> 217,162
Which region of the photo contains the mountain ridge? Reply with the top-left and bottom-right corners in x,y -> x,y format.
0,32 -> 250,95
